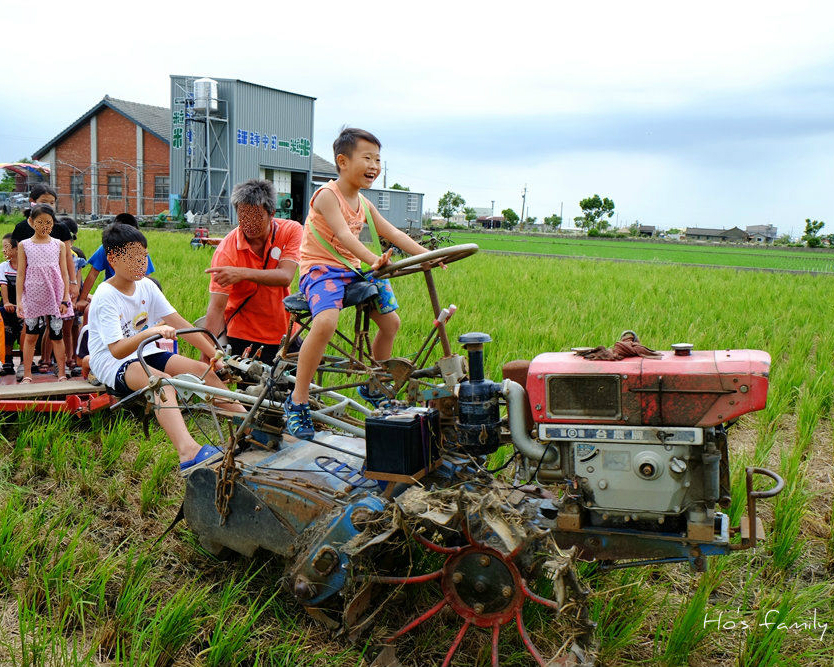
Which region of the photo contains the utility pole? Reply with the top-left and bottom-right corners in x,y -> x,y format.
491,200 -> 495,217
521,184 -> 527,223
560,201 -> 563,226
383,161 -> 387,188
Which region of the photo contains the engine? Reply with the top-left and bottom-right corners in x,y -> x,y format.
499,344 -> 770,548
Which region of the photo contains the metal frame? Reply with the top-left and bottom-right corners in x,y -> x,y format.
174,78 -> 231,223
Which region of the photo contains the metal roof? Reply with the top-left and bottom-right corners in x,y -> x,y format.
32,95 -> 171,158
312,153 -> 338,178
685,227 -> 747,236
170,75 -> 317,101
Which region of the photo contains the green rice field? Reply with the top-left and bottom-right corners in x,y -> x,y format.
0,217 -> 832,666
446,231 -> 834,273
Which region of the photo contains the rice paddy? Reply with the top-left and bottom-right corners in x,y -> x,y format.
0,216 -> 832,665
446,230 -> 834,273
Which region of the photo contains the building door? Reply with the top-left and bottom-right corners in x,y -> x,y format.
290,171 -> 306,222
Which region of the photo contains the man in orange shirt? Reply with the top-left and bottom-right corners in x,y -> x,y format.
204,179 -> 302,362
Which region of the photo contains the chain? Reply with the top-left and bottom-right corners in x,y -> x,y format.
215,424 -> 240,526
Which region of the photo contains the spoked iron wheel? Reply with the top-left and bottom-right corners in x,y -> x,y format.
367,527 -> 594,667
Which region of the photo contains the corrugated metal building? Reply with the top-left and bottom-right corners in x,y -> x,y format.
169,76 -> 315,224
169,75 -> 423,229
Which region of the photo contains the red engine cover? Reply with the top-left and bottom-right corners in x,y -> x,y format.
526,349 -> 770,427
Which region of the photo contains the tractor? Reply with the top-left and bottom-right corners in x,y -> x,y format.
126,243 -> 782,666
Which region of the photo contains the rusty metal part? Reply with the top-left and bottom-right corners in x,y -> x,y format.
729,466 -> 784,550
183,468 -> 298,557
364,506 -> 593,667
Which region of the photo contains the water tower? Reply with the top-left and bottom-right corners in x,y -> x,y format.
173,76 -> 230,222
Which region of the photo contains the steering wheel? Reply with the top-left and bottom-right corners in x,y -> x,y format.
372,243 -> 479,279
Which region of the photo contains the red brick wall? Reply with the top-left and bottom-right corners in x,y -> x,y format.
54,123 -> 91,214
144,131 -> 169,215
96,107 -> 138,216
48,105 -> 170,217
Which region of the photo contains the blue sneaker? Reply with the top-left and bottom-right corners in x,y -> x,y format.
180,444 -> 223,471
357,383 -> 386,408
284,395 -> 315,439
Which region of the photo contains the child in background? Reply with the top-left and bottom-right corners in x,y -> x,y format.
15,205 -> 73,383
59,216 -> 87,375
0,235 -> 21,376
78,213 -> 156,305
285,128 -> 428,438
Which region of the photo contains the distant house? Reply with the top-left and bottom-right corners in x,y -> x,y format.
638,225 -> 656,237
476,215 -> 504,229
746,224 -> 778,244
31,96 -> 172,217
684,227 -> 749,242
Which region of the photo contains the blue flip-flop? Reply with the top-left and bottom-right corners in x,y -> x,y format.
180,444 -> 224,471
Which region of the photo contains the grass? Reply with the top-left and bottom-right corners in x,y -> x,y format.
0,218 -> 832,665
446,230 -> 834,272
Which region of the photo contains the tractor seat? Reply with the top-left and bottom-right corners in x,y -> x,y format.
283,281 -> 380,315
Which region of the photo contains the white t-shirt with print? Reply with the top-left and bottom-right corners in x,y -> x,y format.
88,278 -> 176,389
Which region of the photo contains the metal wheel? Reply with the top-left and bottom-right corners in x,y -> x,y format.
362,520 -> 595,666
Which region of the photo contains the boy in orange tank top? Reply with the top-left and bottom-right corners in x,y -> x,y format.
285,128 -> 428,439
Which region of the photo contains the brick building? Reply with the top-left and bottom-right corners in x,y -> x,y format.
30,88 -> 423,227
32,96 -> 171,217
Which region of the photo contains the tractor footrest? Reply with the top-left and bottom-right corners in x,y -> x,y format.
315,456 -> 374,488
739,516 -> 766,541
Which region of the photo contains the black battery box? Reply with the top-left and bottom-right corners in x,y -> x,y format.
364,406 -> 440,481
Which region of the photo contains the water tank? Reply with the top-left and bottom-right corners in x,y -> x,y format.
193,78 -> 218,114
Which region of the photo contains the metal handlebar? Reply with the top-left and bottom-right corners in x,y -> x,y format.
747,466 -> 784,499
730,466 -> 785,550
136,327 -> 222,377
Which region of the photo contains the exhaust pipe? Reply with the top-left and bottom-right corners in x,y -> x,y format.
501,379 -> 560,472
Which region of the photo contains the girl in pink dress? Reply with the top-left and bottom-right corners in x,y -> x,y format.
15,205 -> 73,383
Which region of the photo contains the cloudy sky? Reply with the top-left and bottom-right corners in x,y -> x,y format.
2,0 -> 832,235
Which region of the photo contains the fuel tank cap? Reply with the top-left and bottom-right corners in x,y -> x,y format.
671,343 -> 694,356
458,332 -> 492,345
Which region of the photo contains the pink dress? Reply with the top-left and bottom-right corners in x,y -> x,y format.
20,237 -> 73,319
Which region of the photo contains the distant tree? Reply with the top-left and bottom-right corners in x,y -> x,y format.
667,228 -> 681,234
803,218 -> 824,247
463,206 -> 478,223
525,216 -> 537,224
577,194 -> 615,231
628,221 -> 640,237
501,208 -> 519,229
543,214 -> 562,229
390,183 -> 410,191
437,191 -> 465,222
0,170 -> 14,192
773,233 -> 791,246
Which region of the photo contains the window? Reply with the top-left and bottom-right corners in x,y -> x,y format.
154,176 -> 170,200
378,191 -> 390,211
407,193 -> 419,212
70,173 -> 83,196
107,174 -> 122,199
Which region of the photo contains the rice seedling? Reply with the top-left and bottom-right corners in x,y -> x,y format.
139,447 -> 178,516
658,562 -> 727,665
202,571 -> 279,667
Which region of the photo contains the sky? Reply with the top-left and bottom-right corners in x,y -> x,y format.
2,0 -> 833,236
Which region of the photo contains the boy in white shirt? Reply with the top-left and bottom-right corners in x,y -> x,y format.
88,223 -> 245,471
